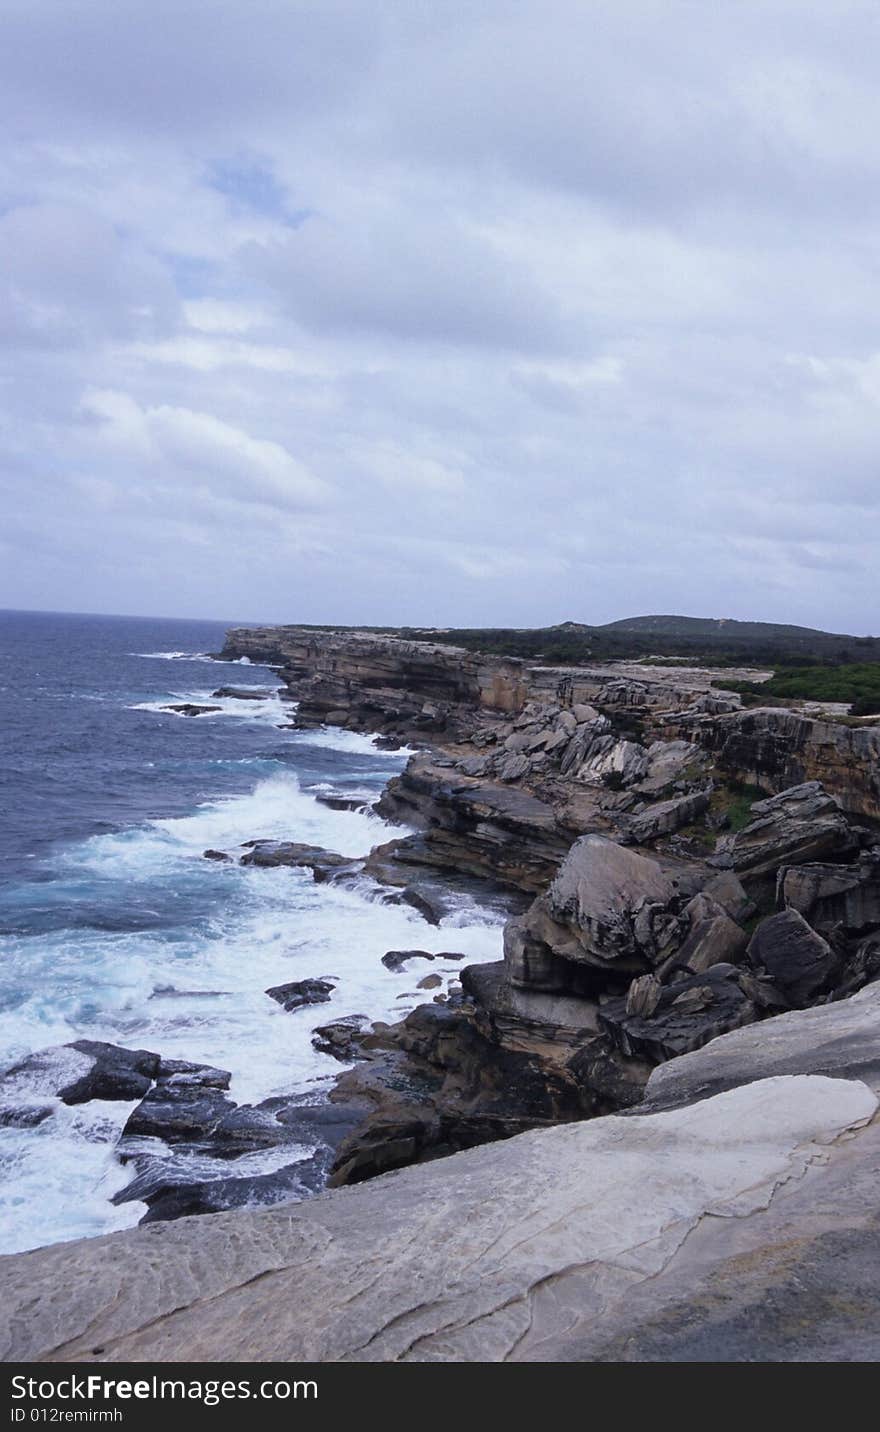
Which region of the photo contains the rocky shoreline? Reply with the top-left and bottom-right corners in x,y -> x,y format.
206,627 -> 880,1192
3,625 -> 880,1361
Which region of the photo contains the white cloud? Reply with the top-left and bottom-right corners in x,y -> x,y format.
0,2 -> 878,628
81,389 -> 330,510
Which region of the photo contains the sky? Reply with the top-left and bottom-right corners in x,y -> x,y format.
2,0 -> 879,632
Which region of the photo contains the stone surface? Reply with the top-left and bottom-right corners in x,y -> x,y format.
718,781 -> 859,885
1,1074 -> 875,1363
0,1042 -> 160,1109
265,978 -> 336,1012
645,977 -> 880,1109
747,909 -> 840,1008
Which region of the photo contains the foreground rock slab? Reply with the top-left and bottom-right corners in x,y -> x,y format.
1,1074 -> 876,1363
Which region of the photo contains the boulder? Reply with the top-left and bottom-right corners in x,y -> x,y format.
265,978 -> 336,1012
311,1017 -> 370,1062
717,782 -> 859,883
599,965 -> 756,1062
778,851 -> 880,933
673,893 -> 748,974
578,738 -> 649,787
518,836 -> 689,979
625,789 -> 711,843
702,870 -> 755,924
747,909 -> 840,1008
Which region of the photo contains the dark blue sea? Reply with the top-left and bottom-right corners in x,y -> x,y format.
0,611 -> 502,1252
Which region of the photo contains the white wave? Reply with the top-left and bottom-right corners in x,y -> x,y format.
0,757 -> 504,1251
128,687 -> 286,725
0,1099 -> 143,1254
149,770 -> 407,859
293,726 -> 417,758
133,650 -> 217,662
133,652 -> 277,668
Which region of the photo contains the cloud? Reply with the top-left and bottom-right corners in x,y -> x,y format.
0,2 -> 878,630
0,204 -> 178,347
81,390 -> 331,511
244,205 -> 567,351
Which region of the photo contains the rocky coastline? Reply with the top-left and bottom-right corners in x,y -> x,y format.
3,624 -> 880,1361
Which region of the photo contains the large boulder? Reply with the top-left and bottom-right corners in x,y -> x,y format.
516,835 -> 692,981
716,782 -> 859,883
747,909 -> 841,1008
778,851 -> 880,933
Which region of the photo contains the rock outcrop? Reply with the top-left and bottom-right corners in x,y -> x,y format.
685,706 -> 880,821
2,1072 -> 876,1362
714,781 -> 861,887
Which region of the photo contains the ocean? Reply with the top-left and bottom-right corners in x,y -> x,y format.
0,610 -> 504,1254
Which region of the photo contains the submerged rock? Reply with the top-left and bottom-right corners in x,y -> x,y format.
240,841 -> 355,880
0,1041 -> 160,1108
265,978 -> 336,1012
311,1016 -> 370,1062
161,703 -> 221,717
211,686 -> 274,700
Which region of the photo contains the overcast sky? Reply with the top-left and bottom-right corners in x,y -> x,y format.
2,1 -> 879,631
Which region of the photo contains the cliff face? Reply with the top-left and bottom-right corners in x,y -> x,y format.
221,626 -> 528,737
219,627 -> 743,742
681,707 -> 880,822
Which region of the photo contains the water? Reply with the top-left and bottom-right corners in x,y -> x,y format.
0,611 -> 504,1253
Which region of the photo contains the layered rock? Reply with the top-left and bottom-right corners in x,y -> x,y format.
221,627 -> 527,740
684,706 -> 880,821
3,1071 -> 876,1363
714,781 -> 862,888
779,851 -> 880,932
375,754 -> 573,890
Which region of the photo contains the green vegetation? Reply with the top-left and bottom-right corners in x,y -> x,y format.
715,662 -> 880,710
725,785 -> 764,832
278,615 -> 880,673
